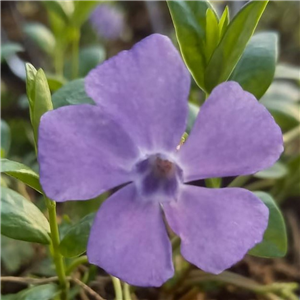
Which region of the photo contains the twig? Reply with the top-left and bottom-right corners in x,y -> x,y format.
0,276 -> 59,284
71,277 -> 106,300
66,255 -> 88,275
186,270 -> 298,299
80,290 -> 90,300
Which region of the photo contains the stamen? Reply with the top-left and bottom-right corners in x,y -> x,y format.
155,157 -> 174,177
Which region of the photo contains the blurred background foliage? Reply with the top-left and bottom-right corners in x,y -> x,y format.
1,1 -> 299,300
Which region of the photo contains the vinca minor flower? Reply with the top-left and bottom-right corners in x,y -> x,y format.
38,34 -> 283,287
90,4 -> 124,40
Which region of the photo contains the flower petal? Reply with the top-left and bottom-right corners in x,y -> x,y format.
163,185 -> 269,274
178,81 -> 283,182
87,183 -> 174,287
85,34 -> 190,153
38,104 -> 139,202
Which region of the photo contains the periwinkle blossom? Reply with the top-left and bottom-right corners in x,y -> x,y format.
38,34 -> 283,287
90,4 -> 124,40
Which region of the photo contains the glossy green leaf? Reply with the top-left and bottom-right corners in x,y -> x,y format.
25,63 -> 37,128
24,23 -> 56,55
46,73 -> 67,92
261,98 -> 300,132
43,1 -> 70,24
1,158 -> 42,193
205,177 -> 221,188
187,102 -> 200,134
275,64 -> 300,82
254,161 -> 288,179
167,0 -> 216,90
1,188 -> 50,244
19,284 -> 60,300
1,120 -> 11,157
1,236 -> 34,273
59,213 -> 95,257
273,155 -> 300,200
32,68 -> 53,142
205,1 -> 268,92
52,78 -> 94,108
218,6 -> 229,40
1,294 -> 17,300
205,8 -> 219,62
1,42 -> 24,62
72,1 -> 98,26
79,46 -> 105,77
249,192 -> 287,257
230,32 -> 278,99
25,63 -> 37,120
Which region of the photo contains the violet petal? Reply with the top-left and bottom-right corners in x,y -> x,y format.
87,183 -> 174,287
163,185 -> 269,274
85,33 -> 190,153
178,81 -> 283,182
38,104 -> 139,201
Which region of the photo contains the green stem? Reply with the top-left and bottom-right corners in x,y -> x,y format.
123,283 -> 132,300
71,27 -> 80,79
45,197 -> 69,300
54,44 -> 64,77
66,255 -> 88,275
111,276 -> 123,300
228,175 -> 251,187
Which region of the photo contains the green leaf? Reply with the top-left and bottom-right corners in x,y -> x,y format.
78,46 -> 105,77
59,213 -> 95,257
46,73 -> 67,92
19,284 -> 60,300
32,68 -> 53,142
229,32 -> 278,99
72,1 -> 98,26
260,93 -> 300,132
249,192 -> 287,257
254,161 -> 288,179
1,235 -> 34,273
275,64 -> 300,82
167,0 -> 216,90
1,294 -> 17,300
218,6 -> 229,40
205,8 -> 219,62
52,78 -> 94,108
23,23 -> 56,55
1,42 -> 24,62
25,63 -> 37,123
1,188 -> 50,244
205,177 -> 221,188
1,120 -> 11,157
43,1 -> 70,24
1,158 -> 42,193
187,102 -> 200,134
205,1 -> 268,92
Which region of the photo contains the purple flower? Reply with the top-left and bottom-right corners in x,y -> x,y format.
38,34 -> 283,287
90,4 -> 124,40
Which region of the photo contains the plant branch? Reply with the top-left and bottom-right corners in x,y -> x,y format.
45,196 -> 69,300
186,270 -> 298,299
111,276 -> 123,300
66,255 -> 89,275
